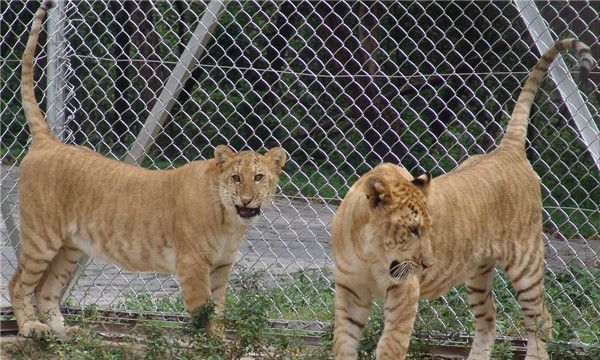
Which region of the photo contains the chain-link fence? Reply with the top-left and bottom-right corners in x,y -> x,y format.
2,0 -> 598,348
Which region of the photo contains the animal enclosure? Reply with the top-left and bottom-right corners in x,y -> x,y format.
1,0 -> 598,352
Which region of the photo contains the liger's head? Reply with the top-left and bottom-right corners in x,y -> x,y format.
214,145 -> 286,225
363,172 -> 433,281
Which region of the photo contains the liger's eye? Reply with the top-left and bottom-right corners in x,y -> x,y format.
232,175 -> 241,182
254,174 -> 264,181
410,227 -> 419,237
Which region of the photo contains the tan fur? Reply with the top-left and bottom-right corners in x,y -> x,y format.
332,39 -> 594,360
10,3 -> 287,339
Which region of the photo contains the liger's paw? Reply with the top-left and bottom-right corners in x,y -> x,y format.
63,325 -> 82,340
207,320 -> 226,339
19,321 -> 52,338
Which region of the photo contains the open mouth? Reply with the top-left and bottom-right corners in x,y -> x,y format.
235,205 -> 261,218
389,260 -> 411,279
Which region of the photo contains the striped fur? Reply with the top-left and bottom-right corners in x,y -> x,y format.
332,39 -> 594,360
10,3 -> 286,339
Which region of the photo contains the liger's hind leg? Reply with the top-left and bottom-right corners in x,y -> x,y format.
502,233 -> 551,360
465,259 -> 497,360
10,235 -> 59,338
36,245 -> 82,338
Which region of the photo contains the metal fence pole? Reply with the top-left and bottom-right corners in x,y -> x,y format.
46,0 -> 75,303
46,0 -> 66,140
124,0 -> 228,165
0,195 -> 20,253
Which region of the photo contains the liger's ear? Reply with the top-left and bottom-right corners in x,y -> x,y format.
214,145 -> 234,171
364,175 -> 390,209
265,147 -> 287,175
411,172 -> 432,195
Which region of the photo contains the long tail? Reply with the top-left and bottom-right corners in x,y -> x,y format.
21,1 -> 55,144
499,39 -> 594,152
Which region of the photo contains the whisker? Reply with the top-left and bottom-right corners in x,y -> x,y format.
427,257 -> 444,270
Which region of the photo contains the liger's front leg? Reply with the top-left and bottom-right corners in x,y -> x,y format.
209,262 -> 234,314
376,275 -> 420,360
207,261 -> 234,334
176,254 -> 212,325
333,282 -> 372,360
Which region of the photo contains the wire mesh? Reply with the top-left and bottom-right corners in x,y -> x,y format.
1,0 -> 598,347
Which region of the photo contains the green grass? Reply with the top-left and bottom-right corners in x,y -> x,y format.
259,270 -> 336,322
2,290 -> 329,360
114,269 -> 335,322
546,207 -> 599,239
115,291 -> 185,314
416,267 -> 599,345
105,266 -> 598,357
2,267 -> 597,359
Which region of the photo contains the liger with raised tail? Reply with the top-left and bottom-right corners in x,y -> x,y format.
10,1 -> 287,339
331,39 -> 594,360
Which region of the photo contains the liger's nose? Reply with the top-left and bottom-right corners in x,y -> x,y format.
421,259 -> 431,269
241,196 -> 253,206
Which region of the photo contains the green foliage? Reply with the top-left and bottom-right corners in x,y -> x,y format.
259,269 -> 335,321
545,268 -> 600,345
138,321 -> 176,360
357,304 -> 384,359
2,291 -> 312,359
546,340 -> 600,360
189,302 -> 216,332
2,267 -> 597,358
115,291 -> 185,313
109,266 -> 598,358
2,309 -> 137,360
490,340 -> 516,360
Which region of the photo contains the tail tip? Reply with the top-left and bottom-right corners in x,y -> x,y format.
579,66 -> 589,82
43,1 -> 54,10
579,56 -> 595,83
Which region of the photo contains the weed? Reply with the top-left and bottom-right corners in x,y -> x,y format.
189,302 -> 216,332
5,266 -> 595,359
108,267 -> 598,358
491,339 -> 515,360
547,340 -> 600,360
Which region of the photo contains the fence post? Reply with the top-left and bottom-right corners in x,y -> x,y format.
124,0 -> 228,165
0,194 -> 20,253
46,0 -> 67,140
45,1 -> 84,303
514,0 -> 600,171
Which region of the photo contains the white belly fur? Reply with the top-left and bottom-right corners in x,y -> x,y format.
71,234 -> 176,274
